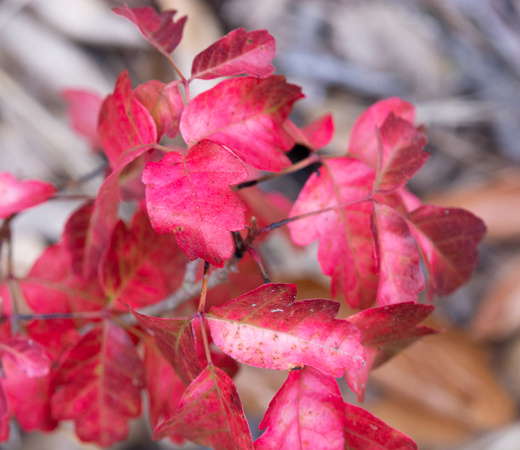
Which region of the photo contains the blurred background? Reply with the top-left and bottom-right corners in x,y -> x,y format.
2,0 -> 520,448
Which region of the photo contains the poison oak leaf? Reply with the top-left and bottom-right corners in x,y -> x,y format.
97,71 -> 157,169
101,210 -> 187,309
142,140 -> 248,266
345,302 -> 437,401
180,75 -> 304,171
131,310 -> 202,385
284,113 -> 334,152
288,158 -> 378,309
348,97 -> 416,169
406,205 -> 486,299
373,113 -> 429,193
2,354 -> 57,434
206,283 -> 365,376
255,366 -> 344,450
143,341 -> 186,443
134,80 -> 184,140
0,172 -> 56,219
113,5 -> 187,57
371,202 -> 425,306
344,403 -> 417,449
153,365 -> 253,449
62,89 -> 103,150
191,28 -> 275,80
51,321 -> 145,447
0,336 -> 50,378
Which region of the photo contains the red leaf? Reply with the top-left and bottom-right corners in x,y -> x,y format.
373,113 -> 429,193
113,5 -> 186,57
207,283 -> 365,376
0,172 -> 56,219
131,310 -> 202,385
371,203 -> 424,306
288,158 -> 378,309
344,403 -> 417,449
134,80 -> 184,140
0,384 -> 9,442
98,71 -> 157,169
101,210 -> 187,309
348,97 -> 415,169
345,302 -> 437,401
153,365 -> 253,449
180,75 -> 303,171
191,28 -> 275,80
61,89 -> 103,150
143,140 -> 248,266
52,321 -> 145,447
143,341 -> 185,443
406,205 -> 486,299
0,336 -> 50,378
255,366 -> 344,450
2,356 -> 56,434
284,113 -> 334,151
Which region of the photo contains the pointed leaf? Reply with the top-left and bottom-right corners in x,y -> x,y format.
371,203 -> 424,306
191,28 -> 275,80
153,365 -> 253,449
143,140 -> 248,266
288,158 -> 378,308
373,113 -> 428,193
180,75 -> 303,171
134,80 -> 184,140
406,205 -> 486,299
255,366 -> 344,450
62,89 -> 103,150
113,5 -> 186,56
131,310 -> 202,385
284,113 -> 334,151
348,97 -> 415,169
101,210 -> 187,308
0,336 -> 50,378
143,341 -> 186,443
207,283 -> 365,377
0,172 -> 56,219
51,322 -> 145,447
345,302 -> 437,401
344,403 -> 417,449
98,71 -> 157,169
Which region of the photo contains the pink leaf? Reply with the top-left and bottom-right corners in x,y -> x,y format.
288,158 -> 378,309
134,80 -> 184,140
101,210 -> 187,309
143,140 -> 248,266
406,205 -> 486,299
371,203 -> 425,306
143,342 -> 186,443
373,113 -> 429,193
284,113 -> 334,151
255,366 -> 344,450
191,28 -> 275,80
113,5 -> 186,56
0,172 -> 56,219
180,75 -> 303,171
345,302 -> 437,401
207,283 -> 365,376
97,71 -> 157,169
52,321 -> 145,447
153,365 -> 253,449
0,384 -> 9,442
131,310 -> 202,386
344,403 -> 417,449
348,97 -> 415,169
0,336 -> 50,378
61,89 -> 103,150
